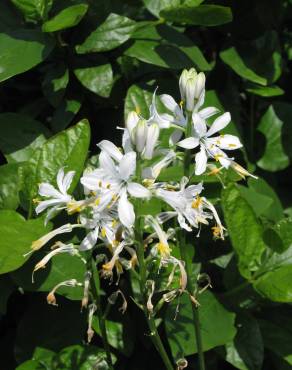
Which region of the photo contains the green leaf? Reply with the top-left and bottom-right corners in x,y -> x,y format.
259,320 -> 292,365
245,84 -> 284,97
15,360 -> 43,370
124,84 -> 152,119
93,317 -> 134,357
50,97 -> 83,132
0,113 -> 50,163
0,210 -> 51,274
273,217 -> 292,250
53,345 -> 115,370
160,4 -> 233,26
42,64 -> 69,107
0,29 -> 55,82
74,64 -> 113,98
76,13 -> 136,53
125,24 -> 211,71
11,252 -> 86,300
42,4 -> 89,32
22,119 -> 90,206
225,314 -> 263,370
220,47 -> 267,86
11,0 -> 53,22
221,184 -> 267,279
143,0 -> 183,18
165,291 -> 236,359
0,163 -> 21,210
220,32 -> 282,86
257,105 -> 290,172
15,295 -> 86,362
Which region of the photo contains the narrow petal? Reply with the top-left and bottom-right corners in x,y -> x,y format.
36,199 -> 65,214
208,134 -> 242,150
177,137 -> 199,149
199,107 -> 220,120
62,171 -> 75,194
81,169 -> 105,191
39,183 -> 62,199
192,112 -> 207,137
128,182 -> 151,198
195,146 -> 208,175
206,112 -> 231,137
99,151 -> 118,178
160,94 -> 179,113
118,192 -> 135,228
56,168 -> 65,193
143,124 -> 159,160
148,89 -> 170,129
98,140 -> 123,162
119,152 -> 136,181
80,228 -> 99,251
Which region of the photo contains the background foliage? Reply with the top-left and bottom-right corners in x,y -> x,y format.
1,0 -> 292,369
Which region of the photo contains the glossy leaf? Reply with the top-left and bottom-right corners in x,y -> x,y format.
221,184 -> 267,279
165,291 -> 236,359
22,119 -> 90,205
143,0 -> 183,18
0,163 -> 21,209
124,84 -> 152,119
245,84 -> 284,97
74,64 -> 113,98
76,13 -> 136,53
0,210 -> 51,274
0,29 -> 55,82
0,113 -> 50,163
42,4 -> 89,32
11,0 -> 53,22
160,4 -> 233,26
257,106 -> 290,172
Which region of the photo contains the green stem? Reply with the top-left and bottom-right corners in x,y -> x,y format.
89,259 -> 114,370
179,111 -> 205,370
135,158 -> 174,370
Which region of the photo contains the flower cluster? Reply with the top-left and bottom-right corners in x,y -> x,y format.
29,68 -> 255,330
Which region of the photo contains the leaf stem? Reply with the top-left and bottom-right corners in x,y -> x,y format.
89,258 -> 114,370
179,110 -> 206,370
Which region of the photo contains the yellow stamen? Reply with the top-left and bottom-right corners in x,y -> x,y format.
214,154 -> 223,162
135,106 -> 141,115
157,242 -> 171,257
228,143 -> 237,148
101,227 -> 106,238
191,197 -> 202,209
211,226 -> 222,239
67,201 -> 83,214
32,198 -> 40,204
179,100 -> 184,108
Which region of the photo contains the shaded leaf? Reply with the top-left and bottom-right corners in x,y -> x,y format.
11,0 -> 53,22
245,84 -> 284,97
42,63 -> 69,107
160,4 -> 233,26
0,163 -> 21,209
0,274 -> 15,314
50,96 -> 83,132
0,29 -> 55,82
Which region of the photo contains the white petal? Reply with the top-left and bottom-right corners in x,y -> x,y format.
126,111 -> 139,134
206,112 -> 231,137
56,168 -> 65,193
195,146 -> 208,175
143,124 -> 159,160
39,183 -> 62,199
177,137 -> 199,149
99,151 -> 118,178
119,152 -> 136,181
128,182 -> 151,198
81,169 -> 105,191
148,89 -> 170,129
192,112 -> 207,137
208,134 -> 242,150
122,128 -> 133,153
36,199 -> 65,214
98,140 -> 123,162
199,107 -> 220,120
118,192 -> 135,228
160,94 -> 179,112
79,228 -> 99,251
62,171 -> 75,194
170,129 -> 183,146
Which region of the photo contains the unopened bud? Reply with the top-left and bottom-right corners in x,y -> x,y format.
135,119 -> 147,152
179,68 -> 197,101
126,111 -> 139,134
143,123 -> 160,160
194,72 -> 205,100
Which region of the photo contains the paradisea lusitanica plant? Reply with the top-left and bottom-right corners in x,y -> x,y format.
27,69 -> 256,370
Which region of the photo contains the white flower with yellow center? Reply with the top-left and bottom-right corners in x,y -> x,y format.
178,112 -> 242,175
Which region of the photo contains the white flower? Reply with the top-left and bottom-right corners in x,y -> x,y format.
178,112 -> 242,175
35,168 -> 75,223
81,147 -> 151,228
179,68 -> 206,112
145,215 -> 172,258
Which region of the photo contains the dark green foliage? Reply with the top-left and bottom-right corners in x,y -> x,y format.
0,0 -> 292,369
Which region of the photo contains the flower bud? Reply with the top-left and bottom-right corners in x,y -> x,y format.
194,72 -> 205,100
179,68 -> 197,101
126,111 -> 139,134
143,123 -> 159,160
135,119 -> 147,153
